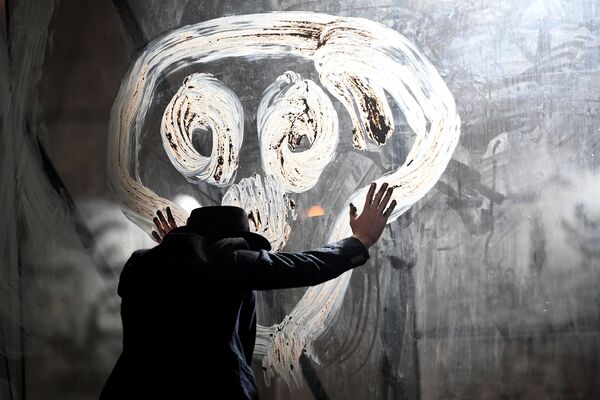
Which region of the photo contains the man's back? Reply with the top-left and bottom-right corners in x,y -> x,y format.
101,229 -> 260,399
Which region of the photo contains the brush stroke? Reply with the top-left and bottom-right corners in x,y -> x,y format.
222,174 -> 296,251
108,11 -> 460,386
258,71 -> 338,193
161,73 -> 243,186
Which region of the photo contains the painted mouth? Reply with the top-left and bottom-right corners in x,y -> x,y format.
222,174 -> 296,251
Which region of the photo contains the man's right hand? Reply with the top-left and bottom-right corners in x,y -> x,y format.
152,206 -> 178,243
349,182 -> 397,248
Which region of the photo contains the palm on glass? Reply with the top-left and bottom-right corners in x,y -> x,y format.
349,182 -> 397,248
151,207 -> 178,243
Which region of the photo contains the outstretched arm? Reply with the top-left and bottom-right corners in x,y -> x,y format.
224,183 -> 397,290
224,236 -> 370,290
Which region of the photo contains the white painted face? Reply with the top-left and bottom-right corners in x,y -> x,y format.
108,11 -> 460,386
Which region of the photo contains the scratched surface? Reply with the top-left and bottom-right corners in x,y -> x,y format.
7,0 -> 600,399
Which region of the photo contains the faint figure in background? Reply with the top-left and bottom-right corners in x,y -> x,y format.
100,183 -> 397,399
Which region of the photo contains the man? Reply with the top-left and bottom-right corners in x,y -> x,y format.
100,182 -> 396,399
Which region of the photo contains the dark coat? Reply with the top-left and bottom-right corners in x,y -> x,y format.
99,227 -> 369,399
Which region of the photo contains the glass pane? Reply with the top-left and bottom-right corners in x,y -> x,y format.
2,0 -> 599,399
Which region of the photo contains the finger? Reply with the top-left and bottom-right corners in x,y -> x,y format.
364,182 -> 376,208
378,187 -> 394,211
152,231 -> 162,243
166,207 -> 177,229
157,210 -> 169,230
153,216 -> 167,236
349,203 -> 358,219
383,200 -> 397,218
373,182 -> 389,208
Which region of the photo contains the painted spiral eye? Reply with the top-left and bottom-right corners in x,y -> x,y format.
161,73 -> 243,186
257,71 -> 339,193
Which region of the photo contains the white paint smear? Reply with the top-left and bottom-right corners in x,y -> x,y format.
108,11 -> 460,386
258,71 -> 338,193
161,73 -> 243,186
222,174 -> 295,251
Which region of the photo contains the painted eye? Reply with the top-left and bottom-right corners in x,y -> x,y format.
257,71 -> 338,193
161,73 -> 243,186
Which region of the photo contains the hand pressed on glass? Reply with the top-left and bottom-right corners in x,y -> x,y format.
349,182 -> 397,248
151,207 -> 178,243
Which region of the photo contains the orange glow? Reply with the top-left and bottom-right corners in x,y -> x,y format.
306,205 -> 325,217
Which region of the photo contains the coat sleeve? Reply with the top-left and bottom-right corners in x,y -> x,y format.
222,237 -> 370,290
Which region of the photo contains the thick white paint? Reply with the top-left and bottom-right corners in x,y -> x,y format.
161,73 -> 243,186
109,11 -> 460,386
222,174 -> 295,251
257,71 -> 338,193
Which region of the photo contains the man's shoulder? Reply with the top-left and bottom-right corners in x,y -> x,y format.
128,229 -> 210,269
130,248 -> 150,259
